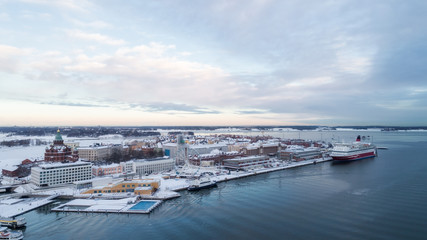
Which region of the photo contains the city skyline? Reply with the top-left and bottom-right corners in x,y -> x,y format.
1,0 -> 427,126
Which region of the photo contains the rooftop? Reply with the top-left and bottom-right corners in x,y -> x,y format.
37,161 -> 91,169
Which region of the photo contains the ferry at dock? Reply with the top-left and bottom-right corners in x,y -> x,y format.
0,218 -> 26,229
0,227 -> 24,240
330,135 -> 377,162
188,177 -> 217,191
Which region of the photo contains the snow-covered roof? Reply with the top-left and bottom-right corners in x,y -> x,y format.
38,161 -> 91,169
92,164 -> 120,169
262,143 -> 279,147
190,143 -> 227,149
224,155 -> 268,162
78,145 -> 110,150
2,165 -> 18,171
0,199 -> 24,205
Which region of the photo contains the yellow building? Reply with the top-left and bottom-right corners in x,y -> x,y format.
82,179 -> 160,196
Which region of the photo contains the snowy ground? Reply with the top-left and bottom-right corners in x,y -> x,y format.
0,134 -> 152,176
0,196 -> 56,218
0,145 -> 46,171
0,157 -> 331,218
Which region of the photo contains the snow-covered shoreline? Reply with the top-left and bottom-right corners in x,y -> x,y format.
0,156 -> 331,218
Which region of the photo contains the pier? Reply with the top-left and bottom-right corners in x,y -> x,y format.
170,157 -> 332,191
0,195 -> 58,218
1,157 -> 332,217
51,198 -> 162,214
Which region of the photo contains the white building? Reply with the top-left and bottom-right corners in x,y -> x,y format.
64,141 -> 80,151
77,144 -> 123,161
78,146 -> 110,161
223,155 -> 272,171
31,161 -> 92,187
279,146 -> 322,161
92,164 -> 124,176
162,143 -> 228,159
121,158 -> 175,177
121,161 -> 134,173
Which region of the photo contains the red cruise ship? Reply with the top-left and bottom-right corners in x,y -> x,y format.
331,135 -> 377,161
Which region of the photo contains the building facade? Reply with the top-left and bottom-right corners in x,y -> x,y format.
279,146 -> 322,161
121,158 -> 175,177
92,164 -> 124,177
241,142 -> 281,156
189,151 -> 243,166
31,161 -> 92,187
82,179 -> 160,195
2,166 -> 29,178
77,145 -> 110,161
77,144 -> 123,162
44,129 -> 78,162
223,155 -> 272,171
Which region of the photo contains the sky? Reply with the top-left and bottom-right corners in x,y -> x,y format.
0,0 -> 427,126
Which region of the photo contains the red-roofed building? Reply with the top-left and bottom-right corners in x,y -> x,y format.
2,165 -> 31,178
22,159 -> 33,165
44,129 -> 78,163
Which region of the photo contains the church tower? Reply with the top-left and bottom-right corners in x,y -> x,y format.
53,129 -> 64,146
44,129 -> 78,162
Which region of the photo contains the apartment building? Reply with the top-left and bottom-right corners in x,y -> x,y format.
223,155 -> 272,171
31,161 -> 92,187
77,144 -> 123,161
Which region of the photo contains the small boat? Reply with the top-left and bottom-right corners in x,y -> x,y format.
0,218 -> 26,228
188,177 -> 217,191
0,227 -> 24,240
331,135 -> 377,162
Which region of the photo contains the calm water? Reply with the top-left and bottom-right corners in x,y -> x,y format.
17,131 -> 427,239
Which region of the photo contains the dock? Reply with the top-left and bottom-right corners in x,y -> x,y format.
51,198 -> 162,214
170,157 -> 332,191
0,195 -> 58,218
1,157 -> 332,217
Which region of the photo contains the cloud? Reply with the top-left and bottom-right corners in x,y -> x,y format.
40,101 -> 107,108
130,102 -> 221,114
0,12 -> 10,21
2,0 -> 427,125
20,0 -> 93,12
236,110 -> 270,115
69,19 -> 112,29
58,42 -> 237,107
0,45 -> 31,73
65,29 -> 126,45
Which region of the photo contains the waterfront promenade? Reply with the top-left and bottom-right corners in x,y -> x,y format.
0,156 -> 331,217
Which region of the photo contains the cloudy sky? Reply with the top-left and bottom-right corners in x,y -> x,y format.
1,0 -> 426,126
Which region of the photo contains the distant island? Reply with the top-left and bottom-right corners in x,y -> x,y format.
1,126 -> 427,138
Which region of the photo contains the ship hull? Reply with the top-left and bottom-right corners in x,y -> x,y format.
188,182 -> 217,191
331,149 -> 376,162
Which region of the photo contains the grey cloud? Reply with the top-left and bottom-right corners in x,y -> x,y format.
3,0 -> 427,126
40,101 -> 107,108
236,110 -> 270,115
130,102 -> 221,114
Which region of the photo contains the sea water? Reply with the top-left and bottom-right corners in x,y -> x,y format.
8,131 -> 427,239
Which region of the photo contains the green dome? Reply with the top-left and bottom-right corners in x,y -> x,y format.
55,129 -> 63,141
